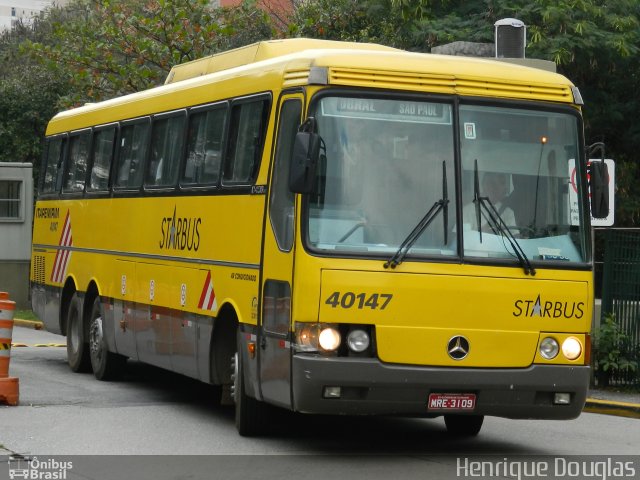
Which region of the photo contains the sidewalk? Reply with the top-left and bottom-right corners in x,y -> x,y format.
13,318 -> 640,419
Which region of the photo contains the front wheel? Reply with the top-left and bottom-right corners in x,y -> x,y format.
89,297 -> 126,380
444,414 -> 484,437
66,292 -> 90,373
232,344 -> 269,436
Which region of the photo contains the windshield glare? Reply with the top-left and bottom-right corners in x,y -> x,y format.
306,96 -> 587,265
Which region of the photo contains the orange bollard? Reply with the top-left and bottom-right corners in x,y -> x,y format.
0,299 -> 19,406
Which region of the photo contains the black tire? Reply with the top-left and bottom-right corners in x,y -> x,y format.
232,341 -> 269,437
66,292 -> 91,373
444,414 -> 484,437
89,296 -> 126,380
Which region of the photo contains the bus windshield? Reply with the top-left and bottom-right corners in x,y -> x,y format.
306,95 -> 588,265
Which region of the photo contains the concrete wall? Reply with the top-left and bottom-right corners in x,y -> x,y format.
0,261 -> 30,308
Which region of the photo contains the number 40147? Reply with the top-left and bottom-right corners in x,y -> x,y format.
325,292 -> 393,310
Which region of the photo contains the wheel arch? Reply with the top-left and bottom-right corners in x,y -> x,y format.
83,280 -> 101,323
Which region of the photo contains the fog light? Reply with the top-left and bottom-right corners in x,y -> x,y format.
347,329 -> 370,353
323,386 -> 341,398
562,337 -> 582,360
319,327 -> 341,351
540,337 -> 559,360
554,393 -> 571,405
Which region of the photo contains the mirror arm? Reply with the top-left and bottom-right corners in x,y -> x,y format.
587,142 -> 605,162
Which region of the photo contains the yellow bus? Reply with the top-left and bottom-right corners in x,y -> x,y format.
31,38 -> 605,437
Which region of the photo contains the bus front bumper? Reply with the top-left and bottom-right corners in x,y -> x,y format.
291,355 -> 589,419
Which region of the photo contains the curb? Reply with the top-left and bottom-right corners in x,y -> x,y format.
584,398 -> 640,419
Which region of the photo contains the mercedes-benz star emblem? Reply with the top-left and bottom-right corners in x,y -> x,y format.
447,336 -> 470,360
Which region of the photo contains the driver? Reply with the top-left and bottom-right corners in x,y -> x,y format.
463,172 -> 515,232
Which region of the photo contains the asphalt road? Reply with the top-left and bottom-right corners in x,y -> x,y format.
1,326 -> 639,480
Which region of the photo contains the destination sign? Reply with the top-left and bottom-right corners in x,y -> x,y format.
320,97 -> 452,125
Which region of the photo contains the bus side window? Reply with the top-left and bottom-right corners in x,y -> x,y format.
41,136 -> 66,194
183,106 -> 227,186
223,98 -> 269,185
115,121 -> 149,189
146,113 -> 185,188
88,126 -> 116,191
63,131 -> 91,193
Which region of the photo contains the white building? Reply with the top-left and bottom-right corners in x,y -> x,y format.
0,1 -> 68,31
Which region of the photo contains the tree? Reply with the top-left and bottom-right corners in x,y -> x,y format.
23,0 -> 275,106
0,21 -> 70,167
289,0 -> 407,46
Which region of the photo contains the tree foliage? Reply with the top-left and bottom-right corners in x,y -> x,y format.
23,0 -> 274,106
289,0 -> 404,45
0,22 -> 69,166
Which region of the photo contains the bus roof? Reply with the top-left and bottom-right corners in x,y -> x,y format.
46,38 -> 577,135
164,38 -> 401,84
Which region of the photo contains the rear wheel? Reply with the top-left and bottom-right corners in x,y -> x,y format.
89,296 -> 126,380
232,340 -> 269,436
66,292 -> 91,372
444,414 -> 484,437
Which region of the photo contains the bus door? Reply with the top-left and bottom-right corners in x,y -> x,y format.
259,94 -> 303,408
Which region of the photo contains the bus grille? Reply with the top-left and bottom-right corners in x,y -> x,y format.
33,255 -> 46,285
283,68 -> 312,87
327,67 -> 573,103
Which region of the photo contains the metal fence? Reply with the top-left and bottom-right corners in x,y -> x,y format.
598,228 -> 640,386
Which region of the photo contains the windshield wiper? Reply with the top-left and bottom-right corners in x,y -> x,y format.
473,160 -> 536,276
384,161 -> 449,269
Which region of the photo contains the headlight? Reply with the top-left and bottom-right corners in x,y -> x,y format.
295,323 -> 318,352
319,327 -> 341,352
562,337 -> 582,360
347,329 -> 370,353
295,323 -> 341,353
540,337 -> 559,360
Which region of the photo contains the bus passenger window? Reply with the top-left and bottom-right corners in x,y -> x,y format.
41,137 -> 66,194
146,114 -> 185,188
63,131 -> 91,193
89,127 -> 116,191
183,107 -> 226,185
223,99 -> 269,185
115,121 -> 149,189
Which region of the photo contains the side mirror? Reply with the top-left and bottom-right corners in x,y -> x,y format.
589,160 -> 609,219
289,118 -> 320,194
586,142 -> 609,220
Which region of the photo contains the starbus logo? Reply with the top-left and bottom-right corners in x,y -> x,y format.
512,294 -> 585,319
159,206 -> 202,252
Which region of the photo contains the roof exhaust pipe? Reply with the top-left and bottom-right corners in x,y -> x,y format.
495,18 -> 526,58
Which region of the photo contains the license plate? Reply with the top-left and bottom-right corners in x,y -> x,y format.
428,393 -> 476,411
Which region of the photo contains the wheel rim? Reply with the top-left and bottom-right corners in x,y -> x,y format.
89,315 -> 104,363
231,352 -> 238,403
69,309 -> 80,354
